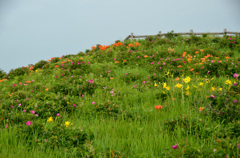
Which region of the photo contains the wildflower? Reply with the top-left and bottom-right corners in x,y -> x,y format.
23,110 -> 26,112
186,86 -> 190,90
155,105 -> 163,110
172,144 -> 178,149
45,88 -> 48,91
166,86 -> 170,90
233,73 -> 239,78
219,88 -> 222,91
26,121 -> 31,126
57,113 -> 60,116
175,77 -> 180,81
154,83 -> 158,87
31,111 -> 35,114
233,100 -> 237,103
238,144 -> 240,149
142,81 -> 146,84
47,117 -> 54,123
163,83 -> 167,88
199,82 -> 203,86
123,60 -> 126,62
144,55 -> 148,58
18,104 -> 21,107
211,87 -> 216,92
175,83 -> 182,89
225,80 -> 232,85
10,106 -> 14,108
92,101 -> 95,104
73,104 -> 76,107
233,82 -> 238,86
178,65 -> 182,68
110,77 -> 114,80
128,44 -> 133,47
210,95 -> 215,98
183,77 -> 191,83
64,121 -> 72,127
199,107 -> 204,112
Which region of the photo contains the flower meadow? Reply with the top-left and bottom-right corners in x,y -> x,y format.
0,33 -> 240,157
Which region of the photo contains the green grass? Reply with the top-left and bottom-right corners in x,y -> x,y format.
0,34 -> 240,157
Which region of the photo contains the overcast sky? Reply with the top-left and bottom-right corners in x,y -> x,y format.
0,0 -> 239,73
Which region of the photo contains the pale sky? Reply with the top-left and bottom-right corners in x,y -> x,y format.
0,0 -> 239,73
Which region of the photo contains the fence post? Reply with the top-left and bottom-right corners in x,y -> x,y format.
224,28 -> 227,35
190,29 -> 193,34
131,33 -> 133,41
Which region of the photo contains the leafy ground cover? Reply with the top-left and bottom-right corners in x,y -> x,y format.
0,33 -> 240,157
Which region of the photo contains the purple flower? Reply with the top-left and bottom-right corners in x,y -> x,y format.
233,83 -> 238,86
172,144 -> 178,149
10,106 -> 14,108
13,84 -> 16,87
73,104 -> 76,107
233,100 -> 237,103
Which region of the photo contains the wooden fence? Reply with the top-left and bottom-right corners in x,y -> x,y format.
124,29 -> 240,41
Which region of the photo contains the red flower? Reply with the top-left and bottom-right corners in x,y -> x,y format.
155,105 -> 163,110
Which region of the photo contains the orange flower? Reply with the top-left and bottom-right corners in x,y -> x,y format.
155,105 -> 163,110
135,43 -> 141,46
123,60 -> 126,62
199,107 -> 204,112
115,61 -> 119,63
190,68 -> 194,71
45,88 -> 48,91
128,44 -> 133,47
144,55 -> 148,58
80,58 -> 83,60
226,56 -> 230,59
55,65 -> 59,68
47,59 -> 51,62
195,51 -> 199,54
91,46 -> 96,50
176,77 -> 180,81
51,57 -> 55,60
61,61 -> 65,64
68,60 -> 72,62
215,57 -> 219,59
187,58 -> 192,62
178,65 -> 182,68
200,49 -> 204,52
26,81 -> 31,84
195,72 -> 199,74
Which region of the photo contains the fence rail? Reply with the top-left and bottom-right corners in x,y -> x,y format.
124,29 -> 240,41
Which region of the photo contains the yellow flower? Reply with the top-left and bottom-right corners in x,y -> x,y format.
199,82 -> 203,86
67,101 -> 70,104
219,88 -> 222,91
211,87 -> 216,92
186,86 -> 190,90
211,78 -> 215,80
154,83 -> 158,87
35,70 -> 38,72
185,91 -> 190,95
163,83 -> 167,89
175,83 -> 182,89
225,80 -> 232,85
166,86 -> 170,90
47,117 -> 54,123
110,77 -> 114,80
183,77 -> 191,83
205,79 -> 210,83
64,121 -> 72,127
45,88 -> 48,91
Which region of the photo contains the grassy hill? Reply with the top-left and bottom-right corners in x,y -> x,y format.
0,33 -> 240,157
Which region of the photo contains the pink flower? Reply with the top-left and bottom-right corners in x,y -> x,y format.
6,125 -> 8,128
108,70 -> 111,73
26,121 -> 31,126
31,111 -> 35,114
142,81 -> 146,84
151,62 -> 154,65
163,63 -> 166,65
73,104 -> 76,107
45,139 -> 47,142
210,95 -> 215,98
172,144 -> 178,149
92,101 -> 95,104
35,114 -> 38,117
233,100 -> 237,103
207,71 -> 210,74
57,113 -> 60,116
81,95 -> 84,97
233,73 -> 239,78
23,110 -> 26,112
238,144 -> 240,149
10,106 -> 14,108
